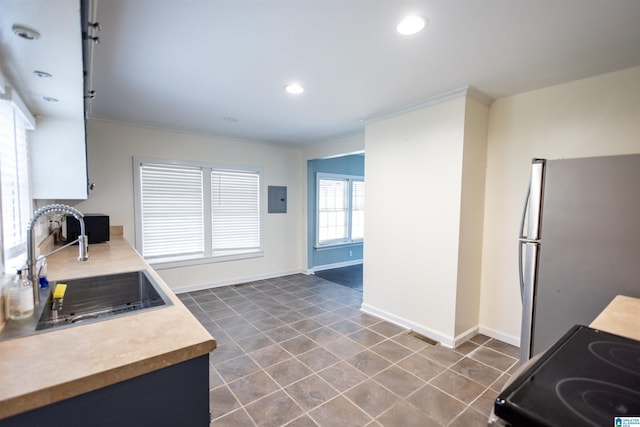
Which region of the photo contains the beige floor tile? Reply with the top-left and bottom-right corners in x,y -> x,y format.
188,273 -> 519,425
431,370 -> 486,404
396,353 -> 446,382
296,347 -> 341,372
419,344 -> 464,367
347,329 -> 387,347
406,384 -> 467,425
324,336 -> 366,359
344,379 -> 399,418
376,400 -> 441,427
449,407 -> 490,427
484,339 -> 520,359
249,343 -> 292,369
308,396 -> 372,427
370,339 -> 413,363
283,415 -> 319,427
216,354 -> 261,383
285,375 -> 339,411
317,361 -> 368,392
471,388 -> 499,416
265,358 -> 313,387
210,408 -> 255,427
209,385 -> 241,421
281,334 -> 319,356
373,365 -> 424,398
450,357 -> 502,386
227,370 -> 280,405
368,321 -> 407,338
468,347 -> 518,371
347,350 -> 392,376
245,390 -> 304,427
305,326 -> 343,345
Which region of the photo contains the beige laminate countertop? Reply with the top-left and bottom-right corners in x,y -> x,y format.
0,235 -> 216,419
590,295 -> 640,341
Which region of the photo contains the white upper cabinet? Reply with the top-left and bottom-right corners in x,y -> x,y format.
30,117 -> 88,200
0,0 -> 89,200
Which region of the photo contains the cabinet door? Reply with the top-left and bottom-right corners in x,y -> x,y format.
30,117 -> 88,200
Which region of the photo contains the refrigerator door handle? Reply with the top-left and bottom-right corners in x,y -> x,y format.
518,176 -> 532,301
520,242 -> 539,363
518,175 -> 531,241
518,159 -> 546,363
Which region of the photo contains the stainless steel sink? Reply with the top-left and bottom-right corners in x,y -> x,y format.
36,270 -> 173,331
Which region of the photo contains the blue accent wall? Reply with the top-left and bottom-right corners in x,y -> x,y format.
307,155 -> 365,270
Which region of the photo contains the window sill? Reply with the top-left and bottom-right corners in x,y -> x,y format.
314,241 -> 363,251
148,250 -> 264,270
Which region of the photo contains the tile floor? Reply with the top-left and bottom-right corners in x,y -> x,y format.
314,264 -> 363,292
178,274 -> 519,427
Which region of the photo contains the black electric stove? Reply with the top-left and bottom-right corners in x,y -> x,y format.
494,325 -> 640,427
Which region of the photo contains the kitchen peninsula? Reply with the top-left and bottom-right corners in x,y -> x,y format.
0,228 -> 216,426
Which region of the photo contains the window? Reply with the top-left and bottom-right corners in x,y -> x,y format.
316,173 -> 364,246
0,98 -> 33,272
351,180 -> 365,240
134,157 -> 262,267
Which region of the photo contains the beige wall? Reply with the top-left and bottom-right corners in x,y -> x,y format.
479,66 -> 640,344
362,96 -> 467,345
301,132 -> 365,162
454,97 -> 489,337
77,120 -> 302,292
69,65 -> 640,341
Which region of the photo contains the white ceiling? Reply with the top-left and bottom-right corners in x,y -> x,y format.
0,0 -> 84,121
2,1 -> 640,147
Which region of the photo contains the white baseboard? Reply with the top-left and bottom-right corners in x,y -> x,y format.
360,303 -> 521,349
478,325 -> 520,347
310,260 -> 363,273
453,326 -> 480,348
174,269 -> 522,350
173,268 -> 303,294
360,303 -> 456,348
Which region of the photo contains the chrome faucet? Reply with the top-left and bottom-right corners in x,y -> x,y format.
26,204 -> 90,305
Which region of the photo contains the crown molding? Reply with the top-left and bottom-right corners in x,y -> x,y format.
361,85 -> 493,125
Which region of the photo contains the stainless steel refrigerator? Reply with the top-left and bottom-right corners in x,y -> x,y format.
518,154 -> 640,363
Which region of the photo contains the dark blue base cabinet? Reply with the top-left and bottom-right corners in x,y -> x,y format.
0,354 -> 210,427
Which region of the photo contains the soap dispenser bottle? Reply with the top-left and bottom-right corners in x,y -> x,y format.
7,269 -> 34,320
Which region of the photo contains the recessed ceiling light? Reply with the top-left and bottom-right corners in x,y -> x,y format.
284,83 -> 304,95
397,15 -> 427,35
42,96 -> 59,103
33,70 -> 52,78
12,24 -> 40,40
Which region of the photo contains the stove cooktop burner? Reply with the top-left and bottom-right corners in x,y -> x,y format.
555,377 -> 640,427
589,341 -> 640,376
494,326 -> 640,427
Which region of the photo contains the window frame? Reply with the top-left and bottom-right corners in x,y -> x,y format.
0,92 -> 34,273
133,156 -> 263,269
315,172 -> 364,248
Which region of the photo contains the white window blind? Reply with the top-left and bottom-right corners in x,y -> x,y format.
211,170 -> 260,254
0,100 -> 31,270
318,178 -> 347,243
135,157 -> 262,266
139,163 -> 204,259
351,180 -> 365,240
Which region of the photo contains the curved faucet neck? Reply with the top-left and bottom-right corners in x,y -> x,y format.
26,204 -> 90,305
